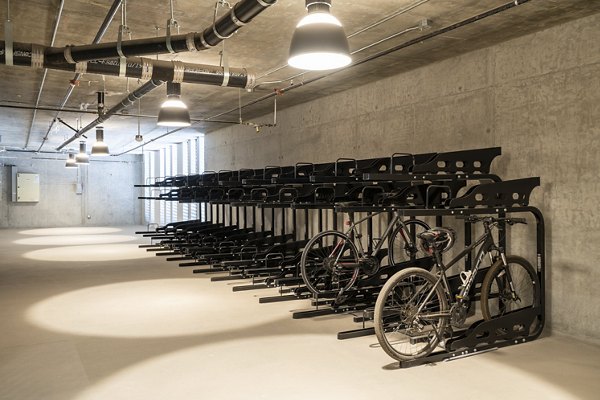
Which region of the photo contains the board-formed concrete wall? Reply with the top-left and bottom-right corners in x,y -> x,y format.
0,153 -> 143,228
205,13 -> 600,342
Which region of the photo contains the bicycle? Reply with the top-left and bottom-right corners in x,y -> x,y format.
299,210 -> 430,304
373,215 -> 540,361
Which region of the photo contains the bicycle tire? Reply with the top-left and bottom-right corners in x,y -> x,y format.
300,231 -> 360,297
374,267 -> 448,361
480,255 -> 540,323
388,219 -> 430,266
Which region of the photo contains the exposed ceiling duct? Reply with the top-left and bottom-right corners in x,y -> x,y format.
24,0 -> 65,149
55,79 -> 164,151
0,42 -> 254,88
42,0 -> 277,64
36,0 -> 124,152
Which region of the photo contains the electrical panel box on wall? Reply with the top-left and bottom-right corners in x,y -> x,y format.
16,173 -> 40,202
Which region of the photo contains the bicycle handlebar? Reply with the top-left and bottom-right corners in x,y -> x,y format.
455,215 -> 527,225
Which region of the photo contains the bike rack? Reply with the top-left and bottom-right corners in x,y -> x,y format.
135,147 -> 545,368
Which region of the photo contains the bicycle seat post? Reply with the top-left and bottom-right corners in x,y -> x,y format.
347,211 -> 355,226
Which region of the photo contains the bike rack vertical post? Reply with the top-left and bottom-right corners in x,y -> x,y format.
367,211 -> 373,254
292,207 -> 297,240
529,206 -> 546,332
332,209 -> 338,231
464,220 -> 472,270
305,209 -> 310,240
281,207 -> 286,236
318,209 -> 323,234
498,209 -> 507,254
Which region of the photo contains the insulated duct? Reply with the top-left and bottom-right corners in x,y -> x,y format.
42,0 -> 277,64
36,0 -> 123,152
0,41 -> 254,88
55,79 -> 163,151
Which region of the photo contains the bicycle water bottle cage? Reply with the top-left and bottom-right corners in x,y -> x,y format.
418,228 -> 456,255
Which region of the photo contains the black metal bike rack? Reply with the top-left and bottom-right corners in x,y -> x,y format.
134,147 -> 545,368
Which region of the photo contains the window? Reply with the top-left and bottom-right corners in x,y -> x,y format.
142,136 -> 204,226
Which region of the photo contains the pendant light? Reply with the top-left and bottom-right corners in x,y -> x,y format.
288,0 -> 351,71
65,153 -> 77,168
91,126 -> 110,156
157,82 -> 191,127
75,141 -> 90,164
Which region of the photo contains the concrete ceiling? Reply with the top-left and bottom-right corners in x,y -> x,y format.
0,0 -> 598,155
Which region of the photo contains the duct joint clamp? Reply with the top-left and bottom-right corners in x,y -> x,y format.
256,0 -> 274,7
75,61 -> 87,74
230,9 -> 246,27
186,32 -> 197,51
245,71 -> 256,90
172,61 -> 185,84
213,24 -> 232,40
199,32 -> 212,49
140,58 -> 153,80
221,50 -> 230,87
64,45 -> 75,64
31,45 -> 44,69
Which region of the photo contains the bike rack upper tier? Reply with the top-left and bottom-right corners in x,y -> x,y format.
449,177 -> 540,208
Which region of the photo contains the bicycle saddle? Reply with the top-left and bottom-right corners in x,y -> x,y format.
418,228 -> 456,254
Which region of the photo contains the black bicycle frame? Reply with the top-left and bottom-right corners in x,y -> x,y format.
438,229 -> 497,298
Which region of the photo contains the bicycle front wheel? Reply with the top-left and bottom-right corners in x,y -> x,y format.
374,267 -> 448,361
300,231 -> 359,297
481,255 -> 539,321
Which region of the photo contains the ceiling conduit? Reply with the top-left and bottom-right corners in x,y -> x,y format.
24,0 -> 65,149
55,79 -> 164,151
0,42 -> 255,88
42,0 -> 277,64
36,0 -> 124,152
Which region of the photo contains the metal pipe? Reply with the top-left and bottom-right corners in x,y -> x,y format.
24,0 -> 65,149
43,0 -> 277,64
0,103 -> 240,124
56,79 -> 165,151
37,0 -> 123,152
0,43 -> 254,88
256,24 -> 422,87
210,0 -> 532,121
112,127 -> 184,156
94,0 -> 124,44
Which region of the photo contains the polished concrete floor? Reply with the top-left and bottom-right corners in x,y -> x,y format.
0,226 -> 599,400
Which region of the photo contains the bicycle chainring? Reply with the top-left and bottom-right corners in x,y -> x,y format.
450,302 -> 469,327
359,256 -> 380,275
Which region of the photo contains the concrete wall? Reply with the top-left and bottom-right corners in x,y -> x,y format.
205,14 -> 600,342
0,153 -> 143,228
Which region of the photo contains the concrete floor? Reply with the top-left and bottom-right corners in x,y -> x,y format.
0,226 -> 599,400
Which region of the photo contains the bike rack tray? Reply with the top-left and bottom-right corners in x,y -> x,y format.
449,177 -> 540,208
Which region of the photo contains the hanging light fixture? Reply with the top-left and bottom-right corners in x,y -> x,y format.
75,141 -> 90,164
157,82 -> 191,127
65,153 -> 77,168
91,126 -> 110,156
288,0 -> 351,71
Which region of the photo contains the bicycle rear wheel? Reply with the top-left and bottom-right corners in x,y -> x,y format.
481,255 -> 539,321
300,231 -> 359,298
374,267 -> 448,361
388,219 -> 429,266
